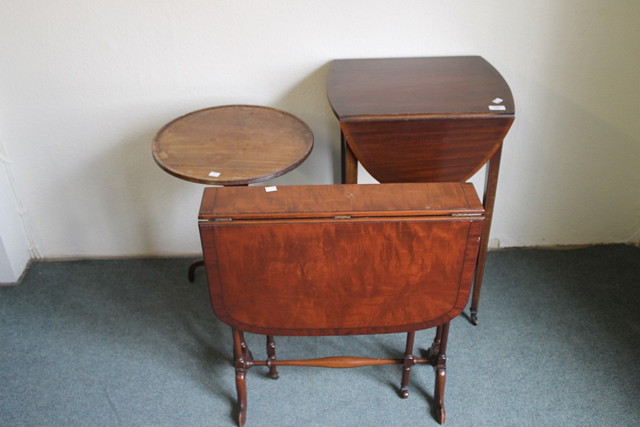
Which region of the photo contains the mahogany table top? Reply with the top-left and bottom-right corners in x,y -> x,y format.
198,182 -> 484,336
152,105 -> 313,185
327,56 -> 514,120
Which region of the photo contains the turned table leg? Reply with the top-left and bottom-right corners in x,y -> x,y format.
400,331 -> 416,398
266,335 -> 280,379
433,322 -> 450,424
232,329 -> 251,426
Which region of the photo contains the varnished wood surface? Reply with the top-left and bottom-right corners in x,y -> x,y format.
341,117 -> 512,183
251,355 -> 427,368
152,105 -> 313,185
327,57 -> 515,323
469,145 -> 503,322
202,183 -> 482,425
327,56 -> 514,119
230,325 -> 450,425
327,56 -> 514,184
199,182 -> 483,221
199,183 -> 484,336
202,219 -> 482,336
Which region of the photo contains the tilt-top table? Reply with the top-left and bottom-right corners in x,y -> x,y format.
152,105 -> 313,382
327,56 -> 515,324
152,104 -> 314,281
153,105 -> 313,186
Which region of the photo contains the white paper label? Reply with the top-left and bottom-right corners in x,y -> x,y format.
265,186 -> 278,192
488,105 -> 506,111
208,171 -> 221,177
492,97 -> 503,104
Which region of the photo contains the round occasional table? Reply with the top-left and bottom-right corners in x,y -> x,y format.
153,104 -> 314,186
152,104 -> 314,280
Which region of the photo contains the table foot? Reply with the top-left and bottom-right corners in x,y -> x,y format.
400,386 -> 410,399
435,399 -> 446,425
470,311 -> 479,326
188,259 -> 205,282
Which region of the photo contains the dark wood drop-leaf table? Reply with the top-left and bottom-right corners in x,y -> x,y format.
327,56 -> 515,324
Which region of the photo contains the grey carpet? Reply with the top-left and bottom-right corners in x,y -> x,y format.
1,245 -> 639,426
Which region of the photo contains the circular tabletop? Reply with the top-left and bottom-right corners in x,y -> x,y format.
152,105 -> 314,185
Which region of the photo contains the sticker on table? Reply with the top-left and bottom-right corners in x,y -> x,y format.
488,105 -> 506,111
265,186 -> 278,192
492,98 -> 503,104
208,171 -> 221,177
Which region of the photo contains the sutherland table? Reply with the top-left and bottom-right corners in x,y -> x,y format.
152,104 -> 314,280
327,56 -> 515,324
199,183 -> 485,425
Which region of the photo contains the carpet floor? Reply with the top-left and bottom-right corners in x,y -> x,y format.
1,244 -> 639,426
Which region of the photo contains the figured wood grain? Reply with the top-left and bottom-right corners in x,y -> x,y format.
198,183 -> 484,336
202,219 -> 482,336
200,183 -> 484,425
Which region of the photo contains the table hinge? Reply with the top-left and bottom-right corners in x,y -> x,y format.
334,215 -> 352,220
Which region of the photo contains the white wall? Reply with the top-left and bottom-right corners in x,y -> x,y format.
0,1 -> 638,259
0,134 -> 31,283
